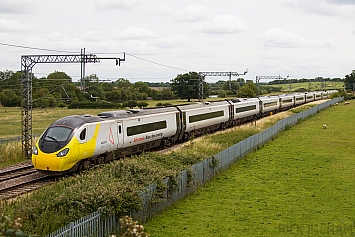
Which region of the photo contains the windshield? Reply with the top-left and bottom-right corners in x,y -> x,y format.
44,126 -> 73,142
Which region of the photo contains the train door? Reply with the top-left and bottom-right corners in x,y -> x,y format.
117,122 -> 124,148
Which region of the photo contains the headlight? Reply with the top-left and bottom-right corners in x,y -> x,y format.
32,146 -> 38,155
57,148 -> 69,157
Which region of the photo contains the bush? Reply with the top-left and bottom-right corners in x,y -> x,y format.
155,102 -> 172,107
0,215 -> 34,237
68,101 -> 123,109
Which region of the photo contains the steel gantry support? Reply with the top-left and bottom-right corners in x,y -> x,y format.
198,70 -> 248,101
255,75 -> 284,97
21,51 -> 125,159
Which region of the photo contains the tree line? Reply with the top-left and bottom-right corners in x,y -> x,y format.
0,69 -> 347,108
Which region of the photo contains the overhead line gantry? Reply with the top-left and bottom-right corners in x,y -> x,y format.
198,70 -> 248,101
21,50 -> 125,159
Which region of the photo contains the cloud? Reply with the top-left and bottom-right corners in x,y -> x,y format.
0,19 -> 26,32
261,28 -> 336,49
115,27 -> 157,40
323,0 -> 355,5
94,0 -> 143,11
193,14 -> 247,34
283,0 -> 355,17
261,28 -> 307,48
0,0 -> 36,14
174,5 -> 211,22
155,35 -> 188,48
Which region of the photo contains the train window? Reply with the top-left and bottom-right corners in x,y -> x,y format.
80,128 -> 86,140
189,110 -> 224,123
236,105 -> 256,113
127,120 -> 167,136
296,97 -> 304,101
118,125 -> 122,134
282,99 -> 293,103
46,126 -> 72,142
264,101 -> 278,107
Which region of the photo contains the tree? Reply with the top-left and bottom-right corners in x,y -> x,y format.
171,72 -> 208,101
344,70 -> 355,91
83,74 -> 105,100
222,80 -> 240,95
0,89 -> 21,106
114,78 -> 132,89
236,82 -> 257,98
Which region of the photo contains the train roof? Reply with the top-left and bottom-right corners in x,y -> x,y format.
98,106 -> 178,119
176,101 -> 230,110
51,115 -> 104,128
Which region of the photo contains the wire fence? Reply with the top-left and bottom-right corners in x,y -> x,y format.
46,97 -> 343,237
0,134 -> 40,144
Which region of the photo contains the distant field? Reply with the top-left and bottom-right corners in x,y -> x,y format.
145,102 -> 355,237
276,81 -> 343,92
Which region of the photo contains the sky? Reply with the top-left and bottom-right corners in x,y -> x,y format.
0,0 -> 355,84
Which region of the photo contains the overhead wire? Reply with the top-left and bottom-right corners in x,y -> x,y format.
0,42 -> 78,54
124,52 -> 191,72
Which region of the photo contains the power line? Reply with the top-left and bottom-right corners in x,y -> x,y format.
0,42 -> 77,54
125,52 -> 190,72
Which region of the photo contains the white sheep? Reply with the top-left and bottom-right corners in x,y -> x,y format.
323,124 -> 327,129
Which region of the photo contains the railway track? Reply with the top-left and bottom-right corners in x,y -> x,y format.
0,161 -> 54,200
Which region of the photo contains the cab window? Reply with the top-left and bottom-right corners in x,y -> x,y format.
80,128 -> 86,140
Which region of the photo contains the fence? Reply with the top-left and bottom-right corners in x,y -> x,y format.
46,97 -> 343,237
0,134 -> 40,144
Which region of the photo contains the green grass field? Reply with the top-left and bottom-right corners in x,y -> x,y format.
144,102 -> 355,237
277,81 -> 343,92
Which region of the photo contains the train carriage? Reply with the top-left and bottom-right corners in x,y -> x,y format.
321,91 -> 328,99
176,101 -> 231,139
314,91 -> 323,101
230,98 -> 260,124
259,96 -> 280,115
279,94 -> 295,111
294,93 -> 306,106
305,92 -> 315,103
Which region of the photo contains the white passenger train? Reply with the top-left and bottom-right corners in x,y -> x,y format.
32,90 -> 337,175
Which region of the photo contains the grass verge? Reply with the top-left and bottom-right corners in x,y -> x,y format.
144,102 -> 355,237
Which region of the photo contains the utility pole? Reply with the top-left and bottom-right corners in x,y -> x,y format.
21,50 -> 125,159
198,70 -> 248,101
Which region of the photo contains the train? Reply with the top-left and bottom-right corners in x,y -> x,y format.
32,90 -> 337,175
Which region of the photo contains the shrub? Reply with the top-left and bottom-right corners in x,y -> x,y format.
0,215 -> 34,237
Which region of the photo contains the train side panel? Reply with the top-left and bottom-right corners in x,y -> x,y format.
179,102 -> 230,133
231,98 -> 260,121
294,93 -> 306,105
121,111 -> 178,148
279,94 -> 295,110
305,92 -> 315,102
259,96 -> 280,114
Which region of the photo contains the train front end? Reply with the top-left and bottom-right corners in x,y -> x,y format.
32,116 -> 85,175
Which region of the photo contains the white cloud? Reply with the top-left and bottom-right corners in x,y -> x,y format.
174,5 -> 211,22
261,28 -> 337,50
0,0 -> 38,14
283,0 -> 355,17
261,28 -> 307,48
155,35 -> 188,48
0,19 -> 26,32
81,31 -> 106,42
115,27 -> 157,40
94,0 -> 143,11
194,14 -> 247,34
324,0 -> 355,5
